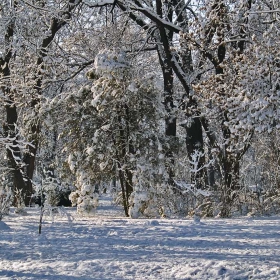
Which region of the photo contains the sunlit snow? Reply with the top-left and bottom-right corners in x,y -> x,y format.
1,196 -> 280,279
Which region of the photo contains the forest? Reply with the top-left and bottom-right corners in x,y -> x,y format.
0,0 -> 279,220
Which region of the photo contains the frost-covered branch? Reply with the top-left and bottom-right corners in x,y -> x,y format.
83,0 -> 115,7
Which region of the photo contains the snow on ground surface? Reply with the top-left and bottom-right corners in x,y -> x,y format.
1,196 -> 280,280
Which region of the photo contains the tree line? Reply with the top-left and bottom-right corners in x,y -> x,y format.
0,0 -> 279,218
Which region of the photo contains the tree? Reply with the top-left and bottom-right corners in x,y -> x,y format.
84,0 -> 206,186
58,49 -> 163,216
0,0 -> 82,205
1,0 -> 278,218
67,0 -> 279,217
180,0 -> 280,216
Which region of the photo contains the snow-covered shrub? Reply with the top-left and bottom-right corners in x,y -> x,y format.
41,178 -> 60,208
129,175 -> 191,218
69,171 -> 99,216
128,142 -> 197,219
237,130 -> 280,216
241,188 -> 280,217
0,185 -> 12,220
33,165 -> 67,208
14,189 -> 27,214
128,138 -> 171,218
129,189 -> 161,219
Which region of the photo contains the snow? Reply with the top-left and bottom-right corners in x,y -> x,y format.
1,196 -> 280,279
0,221 -> 10,231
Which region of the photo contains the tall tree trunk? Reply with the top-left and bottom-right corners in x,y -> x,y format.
174,0 -> 205,186
156,0 -> 177,183
116,104 -> 134,216
160,59 -> 176,181
24,117 -> 40,203
0,10 -> 32,205
213,0 -> 253,215
22,0 -> 82,202
219,154 -> 240,217
4,101 -> 31,205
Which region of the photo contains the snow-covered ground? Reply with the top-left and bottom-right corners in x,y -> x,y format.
1,196 -> 280,280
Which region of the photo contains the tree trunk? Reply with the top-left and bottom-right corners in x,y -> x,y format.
220,156 -> 240,217
162,62 -> 176,181
185,109 -> 205,187
155,4 -> 176,182
1,15 -> 31,205
173,0 -> 206,186
116,104 -> 134,216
